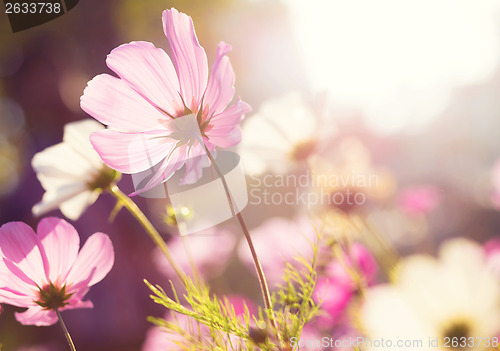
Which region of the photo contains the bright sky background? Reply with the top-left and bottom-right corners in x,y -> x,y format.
284,0 -> 500,133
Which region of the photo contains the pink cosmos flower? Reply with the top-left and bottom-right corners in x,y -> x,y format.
81,8 -> 251,194
0,217 -> 114,326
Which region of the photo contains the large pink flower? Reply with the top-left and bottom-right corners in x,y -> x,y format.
81,8 -> 251,194
0,217 -> 114,326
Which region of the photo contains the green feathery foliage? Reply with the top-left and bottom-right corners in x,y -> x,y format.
145,227 -> 323,350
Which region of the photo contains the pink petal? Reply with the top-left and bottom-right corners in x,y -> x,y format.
0,263 -> 36,307
162,8 -> 208,112
130,144 -> 187,196
206,126 -> 242,149
81,74 -> 166,132
65,233 -> 114,288
313,278 -> 352,326
206,100 -> 251,148
90,129 -> 175,173
62,297 -> 94,310
15,306 -> 58,326
178,141 -> 210,185
106,41 -> 185,118
0,222 -> 47,285
36,217 -> 80,284
180,156 -> 205,185
203,42 -> 235,117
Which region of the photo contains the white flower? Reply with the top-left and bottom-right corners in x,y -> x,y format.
32,119 -> 119,220
238,92 -> 324,175
361,238 -> 500,351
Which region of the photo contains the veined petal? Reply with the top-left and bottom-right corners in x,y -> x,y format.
204,42 -> 235,117
66,233 -> 114,288
179,142 -> 210,185
36,218 -> 80,284
162,8 -> 208,112
206,126 -> 242,149
15,306 -> 58,326
129,144 -> 187,196
62,298 -> 93,310
0,287 -> 34,307
0,263 -> 37,307
206,99 -> 251,147
106,41 -> 184,118
90,129 -> 175,173
81,74 -> 166,132
0,222 -> 47,285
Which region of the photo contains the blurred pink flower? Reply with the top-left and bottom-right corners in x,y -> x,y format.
81,8 -> 250,194
314,243 -> 377,327
237,216 -> 316,287
314,278 -> 352,325
153,229 -> 236,279
397,185 -> 442,215
0,217 -> 114,326
323,243 -> 378,288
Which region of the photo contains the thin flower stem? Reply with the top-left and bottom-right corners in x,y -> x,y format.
108,185 -> 186,284
55,309 -> 76,351
201,145 -> 279,335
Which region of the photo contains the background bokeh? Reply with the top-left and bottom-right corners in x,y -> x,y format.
2,0 -> 500,350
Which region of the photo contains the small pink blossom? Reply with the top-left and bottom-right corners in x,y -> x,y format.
0,217 -> 114,326
397,185 -> 442,215
81,8 -> 250,194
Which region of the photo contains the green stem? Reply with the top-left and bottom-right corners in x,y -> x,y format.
55,309 -> 76,351
201,145 -> 279,335
108,185 -> 186,284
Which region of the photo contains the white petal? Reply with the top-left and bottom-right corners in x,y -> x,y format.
62,119 -> 104,169
60,190 -> 99,221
